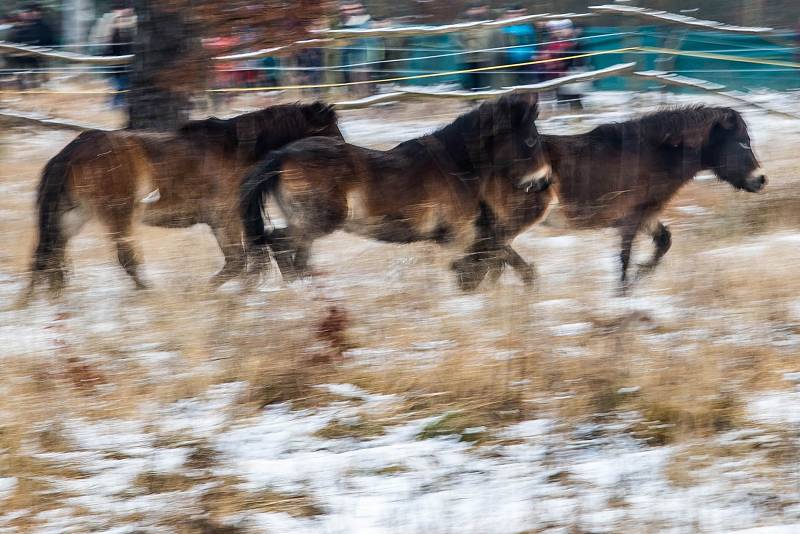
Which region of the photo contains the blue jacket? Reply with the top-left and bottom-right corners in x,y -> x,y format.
502,24 -> 536,63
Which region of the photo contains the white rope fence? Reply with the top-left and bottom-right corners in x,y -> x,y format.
0,107 -> 113,131
0,63 -> 634,129
635,70 -> 800,120
333,63 -> 636,109
588,4 -> 774,34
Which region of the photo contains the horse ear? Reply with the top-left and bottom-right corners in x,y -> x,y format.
305,101 -> 336,124
501,92 -> 538,124
718,109 -> 741,131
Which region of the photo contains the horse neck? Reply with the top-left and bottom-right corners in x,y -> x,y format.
541,134 -> 572,177
427,130 -> 479,181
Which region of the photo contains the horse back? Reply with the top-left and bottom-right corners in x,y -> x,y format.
544,131 -> 688,228
59,130 -> 161,210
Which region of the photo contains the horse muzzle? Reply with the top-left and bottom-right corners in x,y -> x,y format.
517,164 -> 552,193
743,172 -> 767,193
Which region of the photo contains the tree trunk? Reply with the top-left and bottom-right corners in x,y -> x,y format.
128,0 -> 197,130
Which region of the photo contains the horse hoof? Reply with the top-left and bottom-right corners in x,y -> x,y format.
456,275 -> 481,292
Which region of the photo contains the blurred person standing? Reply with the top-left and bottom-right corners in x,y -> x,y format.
364,19 -> 389,93
0,14 -> 17,90
203,35 -> 238,112
9,4 -> 55,89
294,18 -> 326,94
458,3 -> 494,91
339,2 -> 372,90
795,18 -> 800,63
498,5 -> 537,86
105,5 -> 136,109
294,17 -> 332,98
0,14 -> 15,41
556,21 -> 588,111
12,4 -> 55,47
537,19 -> 586,110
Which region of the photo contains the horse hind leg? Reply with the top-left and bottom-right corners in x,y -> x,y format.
114,234 -> 148,290
100,207 -> 149,290
262,227 -> 297,281
17,203 -> 90,306
209,221 -> 247,288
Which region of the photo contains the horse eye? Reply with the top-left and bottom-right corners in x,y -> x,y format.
739,142 -> 751,150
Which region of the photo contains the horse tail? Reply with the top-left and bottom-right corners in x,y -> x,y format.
32,131 -> 96,275
240,150 -> 286,271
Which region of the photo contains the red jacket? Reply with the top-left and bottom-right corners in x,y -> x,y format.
537,40 -> 573,79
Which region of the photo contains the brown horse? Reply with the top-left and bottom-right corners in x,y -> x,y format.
472,105 -> 767,291
240,94 -> 552,289
21,102 -> 343,302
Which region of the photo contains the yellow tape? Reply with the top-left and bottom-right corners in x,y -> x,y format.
0,45 -> 796,96
635,46 -> 800,69
207,48 -> 636,92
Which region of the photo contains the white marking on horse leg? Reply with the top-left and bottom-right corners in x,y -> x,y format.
61,205 -> 90,239
346,189 -> 367,222
140,189 -> 161,204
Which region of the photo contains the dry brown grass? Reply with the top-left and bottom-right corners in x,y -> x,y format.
2,94 -> 800,530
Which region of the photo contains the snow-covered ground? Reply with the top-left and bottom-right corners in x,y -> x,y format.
1,91 -> 800,533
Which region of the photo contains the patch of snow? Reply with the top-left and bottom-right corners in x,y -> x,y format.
748,391 -> 800,426
438,294 -> 486,314
0,476 -> 17,498
549,322 -> 593,337
731,526 -> 800,534
500,419 -> 554,439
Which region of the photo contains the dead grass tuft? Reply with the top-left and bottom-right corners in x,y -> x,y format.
314,414 -> 386,440
201,478 -> 324,519
131,471 -> 197,494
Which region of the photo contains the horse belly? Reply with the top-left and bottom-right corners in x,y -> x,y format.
343,192 -> 431,244
139,199 -> 200,228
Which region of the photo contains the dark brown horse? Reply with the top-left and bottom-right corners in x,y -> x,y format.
240,94 -> 552,289
472,105 -> 767,291
21,102 -> 343,302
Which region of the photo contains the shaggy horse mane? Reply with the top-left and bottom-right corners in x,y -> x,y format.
589,105 -> 746,145
417,94 -> 540,178
178,102 -> 339,163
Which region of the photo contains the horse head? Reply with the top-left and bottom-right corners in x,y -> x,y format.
469,93 -> 551,192
702,108 -> 766,193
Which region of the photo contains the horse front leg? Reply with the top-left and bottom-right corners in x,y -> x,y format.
114,234 -> 149,290
451,251 -> 492,291
497,245 -> 536,286
451,234 -> 503,291
618,223 -> 640,296
636,220 -> 672,279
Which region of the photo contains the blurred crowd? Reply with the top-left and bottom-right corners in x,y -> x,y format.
0,1 -> 591,109
202,2 -> 592,108
1,3 -> 55,89
2,1 -> 798,111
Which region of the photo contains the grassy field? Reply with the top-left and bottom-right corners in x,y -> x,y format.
1,90 -> 800,533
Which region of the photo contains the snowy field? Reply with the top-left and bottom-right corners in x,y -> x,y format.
1,90 -> 800,533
